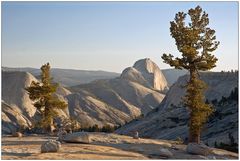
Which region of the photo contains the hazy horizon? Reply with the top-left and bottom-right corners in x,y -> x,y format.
2,1 -> 238,73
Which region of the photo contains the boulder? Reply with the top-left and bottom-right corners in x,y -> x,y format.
133,131 -> 139,139
207,155 -> 216,159
12,132 -> 23,137
63,132 -> 91,144
41,140 -> 61,153
159,148 -> 173,158
186,143 -> 212,156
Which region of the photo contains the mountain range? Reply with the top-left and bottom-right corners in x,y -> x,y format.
2,58 -> 168,132
2,64 -> 187,87
2,58 -> 238,151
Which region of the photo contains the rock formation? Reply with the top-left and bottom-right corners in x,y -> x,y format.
2,71 -> 38,118
121,58 -> 168,92
63,132 -> 91,143
2,58 -> 168,133
2,101 -> 30,134
68,58 -> 168,126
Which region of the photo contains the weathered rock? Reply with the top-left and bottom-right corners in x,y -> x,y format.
207,155 -> 216,159
12,132 -> 23,137
63,132 -> 91,143
57,128 -> 67,143
133,58 -> 169,91
186,143 -> 212,156
121,58 -> 169,91
159,148 -> 173,158
133,131 -> 139,139
41,140 -> 61,153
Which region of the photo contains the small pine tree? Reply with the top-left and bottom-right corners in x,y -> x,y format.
162,6 -> 219,143
229,87 -> 238,101
25,63 -> 67,133
92,124 -> 100,132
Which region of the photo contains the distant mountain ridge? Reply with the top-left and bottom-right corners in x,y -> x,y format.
2,67 -> 120,87
161,69 -> 188,86
2,66 -> 187,87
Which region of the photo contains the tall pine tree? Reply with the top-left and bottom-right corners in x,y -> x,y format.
26,63 -> 67,133
162,6 -> 219,143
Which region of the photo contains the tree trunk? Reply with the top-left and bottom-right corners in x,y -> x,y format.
189,128 -> 200,144
188,67 -> 200,144
189,67 -> 198,82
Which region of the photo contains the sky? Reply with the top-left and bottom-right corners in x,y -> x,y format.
2,1 -> 238,73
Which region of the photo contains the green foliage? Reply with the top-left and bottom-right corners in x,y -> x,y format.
102,124 -> 119,133
218,87 -> 238,105
229,87 -> 238,102
161,6 -> 219,143
61,117 -> 81,132
162,6 -> 219,71
183,77 -> 214,138
211,99 -> 218,105
25,63 -> 67,132
214,133 -> 238,153
81,124 -> 118,133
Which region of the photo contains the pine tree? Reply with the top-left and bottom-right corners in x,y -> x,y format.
25,63 -> 67,133
162,6 -> 219,143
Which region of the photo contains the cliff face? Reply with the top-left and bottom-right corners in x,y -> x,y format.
116,72 -> 238,149
2,71 -> 38,118
121,58 -> 168,92
160,72 -> 238,110
2,71 -> 70,134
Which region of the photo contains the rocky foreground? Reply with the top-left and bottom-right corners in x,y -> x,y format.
2,133 -> 238,160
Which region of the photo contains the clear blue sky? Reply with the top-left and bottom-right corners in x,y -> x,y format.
2,1 -> 238,73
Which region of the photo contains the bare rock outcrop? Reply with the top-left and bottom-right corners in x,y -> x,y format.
63,132 -> 91,143
186,143 -> 212,156
2,71 -> 38,118
2,101 -> 32,134
158,148 -> 173,158
121,58 -> 168,92
66,91 -> 134,127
